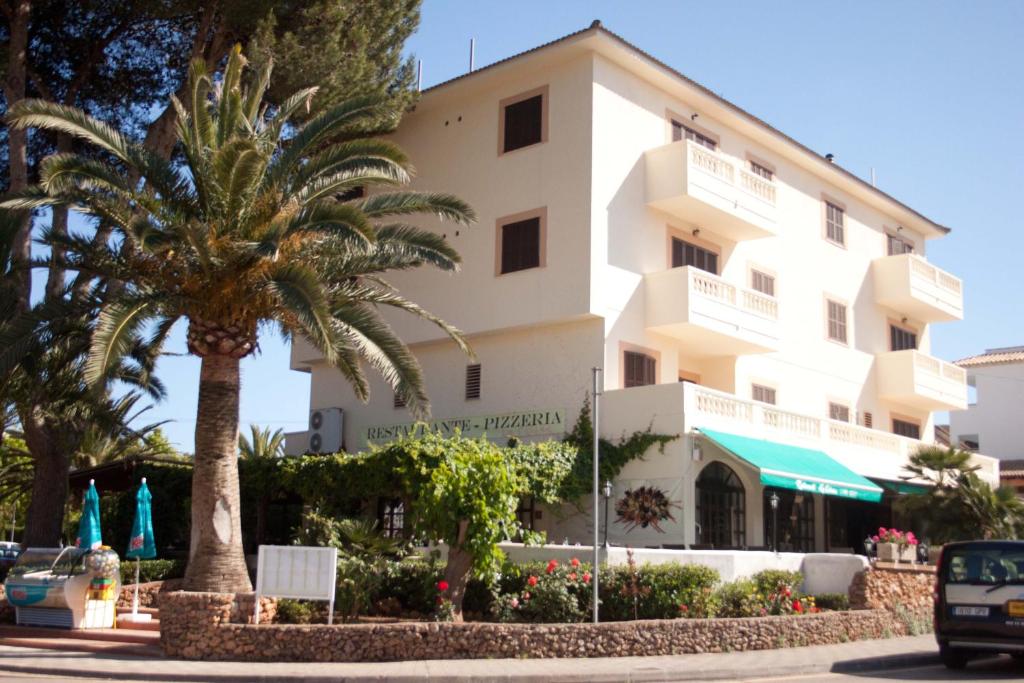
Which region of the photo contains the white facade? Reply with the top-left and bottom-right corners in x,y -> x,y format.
950,348 -> 1024,460
287,24 -> 997,551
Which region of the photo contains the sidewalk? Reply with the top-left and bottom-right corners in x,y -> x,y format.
0,635 -> 939,682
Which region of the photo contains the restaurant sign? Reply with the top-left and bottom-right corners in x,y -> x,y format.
365,409 -> 566,444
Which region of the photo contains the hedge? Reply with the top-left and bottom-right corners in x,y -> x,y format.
118,558 -> 186,585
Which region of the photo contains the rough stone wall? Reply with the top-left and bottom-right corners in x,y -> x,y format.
849,564 -> 935,612
160,591 -> 925,662
117,580 -> 183,609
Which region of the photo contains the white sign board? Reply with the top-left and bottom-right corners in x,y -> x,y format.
254,545 -> 337,624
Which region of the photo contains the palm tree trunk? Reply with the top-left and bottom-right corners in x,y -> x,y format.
21,414 -> 70,546
182,354 -> 252,593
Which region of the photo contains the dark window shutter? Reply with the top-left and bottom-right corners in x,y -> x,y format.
393,392 -> 406,409
500,217 -> 541,273
862,411 -> 873,429
624,351 -> 656,388
503,95 -> 543,152
465,364 -> 481,400
892,419 -> 921,440
890,325 -> 917,351
670,238 -> 717,274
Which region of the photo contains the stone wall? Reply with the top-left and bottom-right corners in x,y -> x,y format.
849,563 -> 935,612
117,580 -> 183,609
160,591 -> 926,662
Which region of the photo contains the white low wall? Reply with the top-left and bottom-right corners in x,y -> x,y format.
422,543 -> 868,594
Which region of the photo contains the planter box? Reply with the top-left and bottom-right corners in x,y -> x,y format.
877,543 -> 917,563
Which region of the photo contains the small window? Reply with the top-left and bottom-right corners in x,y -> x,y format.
671,120 -> 716,150
465,364 -> 481,400
826,300 -> 848,344
750,160 -> 773,180
752,384 -> 777,405
892,418 -> 921,440
623,350 -> 657,388
377,498 -> 405,539
671,237 -> 718,274
393,392 -> 406,409
889,324 -> 917,352
862,411 -> 873,429
502,93 -> 544,153
828,402 -> 851,423
825,202 -> 845,245
959,435 -> 979,452
500,216 -> 541,274
887,233 -> 914,256
751,269 -> 775,296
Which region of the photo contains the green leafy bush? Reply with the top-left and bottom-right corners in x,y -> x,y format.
498,558 -> 591,623
599,559 -> 720,621
119,558 -> 186,584
376,558 -> 496,617
751,569 -> 803,596
715,579 -> 763,617
275,599 -> 318,624
812,593 -> 850,611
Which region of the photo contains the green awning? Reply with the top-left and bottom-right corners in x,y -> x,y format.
698,428 -> 884,503
875,479 -> 930,496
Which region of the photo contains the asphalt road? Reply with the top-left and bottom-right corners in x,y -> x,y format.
754,654 -> 1024,682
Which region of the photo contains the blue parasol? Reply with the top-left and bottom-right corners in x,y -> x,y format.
75,479 -> 102,550
124,477 -> 156,621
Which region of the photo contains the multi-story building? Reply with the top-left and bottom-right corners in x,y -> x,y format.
950,346 -> 1024,460
286,22 -> 997,553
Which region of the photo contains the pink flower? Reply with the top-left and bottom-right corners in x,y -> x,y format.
872,535 -> 880,542
783,587 -> 791,597
582,572 -> 592,584
510,598 -> 519,608
568,572 -> 578,581
679,604 -> 689,613
523,592 -> 531,600
571,557 -> 581,567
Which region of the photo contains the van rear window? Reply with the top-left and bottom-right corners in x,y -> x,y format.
944,545 -> 1024,585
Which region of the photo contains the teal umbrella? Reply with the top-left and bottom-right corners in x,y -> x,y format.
124,477 -> 156,622
75,479 -> 102,550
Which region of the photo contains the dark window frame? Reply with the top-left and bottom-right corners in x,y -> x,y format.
500,87 -> 547,154
696,462 -> 746,549
828,402 -> 851,423
825,201 -> 845,246
465,363 -> 482,400
889,324 -> 918,352
377,497 -> 405,539
751,269 -> 775,296
671,119 -> 717,150
623,350 -> 657,388
671,237 -> 719,274
892,418 -> 921,440
752,384 -> 777,405
827,299 -> 848,344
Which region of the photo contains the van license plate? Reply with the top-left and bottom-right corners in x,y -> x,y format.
1008,601 -> 1024,617
953,606 -> 989,617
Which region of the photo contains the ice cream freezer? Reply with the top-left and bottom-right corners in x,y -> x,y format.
4,546 -> 121,629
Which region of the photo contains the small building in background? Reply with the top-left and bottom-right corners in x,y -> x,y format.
950,346 -> 1024,460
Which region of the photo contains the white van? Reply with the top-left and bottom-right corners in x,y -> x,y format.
935,540 -> 1024,669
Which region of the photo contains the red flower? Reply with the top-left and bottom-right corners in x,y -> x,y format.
570,557 -> 580,567
527,575 -> 538,587
793,600 -> 803,613
568,572 -> 578,581
437,580 -> 449,592
582,572 -> 591,584
679,604 -> 689,613
783,587 -> 791,597
546,560 -> 558,574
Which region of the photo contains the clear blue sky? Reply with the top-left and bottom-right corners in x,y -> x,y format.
97,0 -> 1023,450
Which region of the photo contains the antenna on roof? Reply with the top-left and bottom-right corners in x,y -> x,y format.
416,59 -> 422,91
469,38 -> 475,72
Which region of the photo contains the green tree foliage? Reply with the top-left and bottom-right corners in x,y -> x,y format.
898,445 -> 1024,542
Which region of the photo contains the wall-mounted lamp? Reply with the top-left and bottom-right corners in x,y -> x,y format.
692,228 -> 701,237
901,316 -> 908,324
691,113 -> 699,121
691,443 -> 703,461
896,225 -> 904,232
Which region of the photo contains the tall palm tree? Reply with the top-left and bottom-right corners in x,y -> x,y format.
3,47 -> 474,592
238,425 -> 285,461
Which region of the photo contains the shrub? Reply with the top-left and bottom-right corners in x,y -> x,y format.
119,558 -> 186,584
275,599 -> 318,624
751,569 -> 803,596
813,593 -> 850,611
715,579 -> 764,617
376,558 -> 496,617
498,558 -> 591,623
600,559 -> 720,621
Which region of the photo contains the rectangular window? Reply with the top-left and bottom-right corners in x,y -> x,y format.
623,351 -> 657,388
826,300 -> 848,344
377,498 -> 405,539
752,384 -> 777,405
892,418 -> 921,440
671,120 -> 717,150
751,269 -> 775,296
828,402 -> 851,423
887,233 -> 914,255
862,411 -> 873,429
825,202 -> 845,245
465,364 -> 481,400
500,216 -> 541,274
750,160 -> 773,180
393,392 -> 406,409
889,324 -> 918,351
671,237 -> 718,274
502,93 -> 544,153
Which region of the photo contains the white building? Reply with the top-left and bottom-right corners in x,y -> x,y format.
950,347 -> 1024,460
287,22 -> 998,553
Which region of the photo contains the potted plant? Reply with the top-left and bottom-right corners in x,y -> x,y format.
872,527 -> 919,563
614,486 -> 678,533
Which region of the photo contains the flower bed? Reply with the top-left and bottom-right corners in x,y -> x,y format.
160,589 -> 927,662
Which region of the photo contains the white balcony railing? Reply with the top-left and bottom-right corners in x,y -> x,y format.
688,268 -> 779,320
688,142 -> 778,207
872,253 -> 963,322
876,349 -> 967,411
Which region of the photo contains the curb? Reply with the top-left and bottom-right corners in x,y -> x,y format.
0,649 -> 942,683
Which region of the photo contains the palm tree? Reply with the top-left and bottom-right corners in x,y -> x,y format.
239,425 -> 285,461
3,47 -> 474,592
239,425 -> 286,548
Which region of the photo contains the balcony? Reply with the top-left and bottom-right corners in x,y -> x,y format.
872,253 -> 963,322
645,266 -> 779,356
876,350 -> 968,411
645,139 -> 778,241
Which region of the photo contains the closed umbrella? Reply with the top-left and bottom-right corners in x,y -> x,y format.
124,477 -> 156,621
75,479 -> 102,550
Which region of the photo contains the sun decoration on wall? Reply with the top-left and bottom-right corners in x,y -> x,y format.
614,486 -> 679,533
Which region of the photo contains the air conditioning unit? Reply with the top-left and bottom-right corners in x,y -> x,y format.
308,408 -> 344,454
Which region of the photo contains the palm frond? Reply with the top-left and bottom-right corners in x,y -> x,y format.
357,191 -> 476,224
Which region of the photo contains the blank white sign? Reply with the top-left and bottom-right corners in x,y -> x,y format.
254,545 -> 337,624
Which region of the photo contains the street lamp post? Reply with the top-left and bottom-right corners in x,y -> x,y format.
769,491 -> 780,554
591,367 -> 602,624
602,480 -> 613,547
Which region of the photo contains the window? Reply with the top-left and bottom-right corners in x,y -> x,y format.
752,384 -> 776,405
825,201 -> 845,245
826,299 -> 848,344
671,120 -> 716,149
828,402 -> 851,423
671,237 -> 718,274
862,411 -> 873,429
889,324 -> 918,351
887,233 -> 914,256
498,214 -> 542,274
958,435 -> 980,452
516,496 -> 537,534
377,498 -> 405,539
696,462 -> 746,548
393,392 -> 406,409
751,269 -> 775,296
623,350 -> 657,388
763,489 -> 814,553
892,418 -> 921,440
749,160 -> 773,180
465,364 -> 481,400
501,91 -> 544,153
